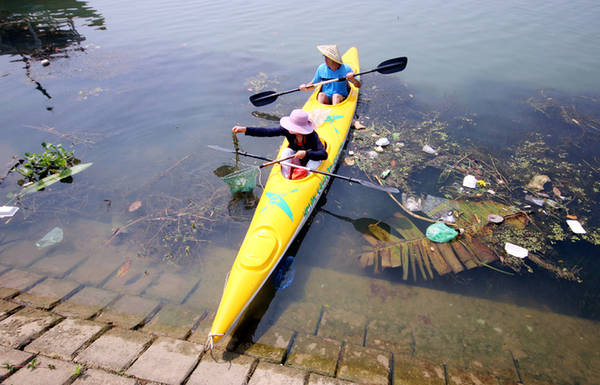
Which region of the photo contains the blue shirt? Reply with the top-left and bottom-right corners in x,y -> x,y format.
311,63 -> 354,97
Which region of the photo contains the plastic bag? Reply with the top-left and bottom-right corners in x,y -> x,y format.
425,222 -> 458,243
36,227 -> 63,249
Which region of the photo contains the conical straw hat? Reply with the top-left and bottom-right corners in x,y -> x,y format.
317,45 -> 343,64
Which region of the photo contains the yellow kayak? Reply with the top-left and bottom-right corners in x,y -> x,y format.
208,47 -> 360,345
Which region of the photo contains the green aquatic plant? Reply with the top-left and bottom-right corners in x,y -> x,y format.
12,142 -> 79,183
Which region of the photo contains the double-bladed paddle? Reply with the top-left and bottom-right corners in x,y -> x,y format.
208,145 -> 400,194
249,56 -> 408,107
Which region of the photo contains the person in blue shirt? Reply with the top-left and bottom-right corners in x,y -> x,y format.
300,45 -> 361,105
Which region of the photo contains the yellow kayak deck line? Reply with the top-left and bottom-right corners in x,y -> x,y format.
208,47 -> 360,346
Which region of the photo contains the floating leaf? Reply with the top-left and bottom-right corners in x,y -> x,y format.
116,260 -> 131,277
128,200 -> 142,212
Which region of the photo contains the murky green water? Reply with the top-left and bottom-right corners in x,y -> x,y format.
1,1 -> 600,383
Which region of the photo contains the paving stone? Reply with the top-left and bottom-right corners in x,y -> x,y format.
53,286 -> 119,319
337,344 -> 391,385
142,303 -> 202,339
236,327 -> 294,363
187,311 -> 214,344
65,253 -> 125,286
187,349 -> 255,385
143,271 -> 199,303
393,354 -> 445,385
270,301 -> 322,334
102,261 -> 158,295
25,318 -> 106,360
318,308 -> 366,346
15,278 -> 80,310
446,366 -> 499,385
286,333 -> 341,376
2,356 -> 76,385
0,287 -> 19,300
94,294 -> 159,329
0,241 -> 45,267
0,307 -> 62,348
0,346 -> 33,381
126,336 -> 202,384
0,299 -> 20,319
366,319 -> 413,354
75,327 -> 153,371
29,252 -> 87,277
308,373 -> 358,385
247,361 -> 306,385
0,269 -> 45,294
72,368 -> 137,385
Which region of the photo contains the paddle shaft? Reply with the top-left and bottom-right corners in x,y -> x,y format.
207,145 -> 399,194
250,56 -> 407,106
260,154 -> 295,168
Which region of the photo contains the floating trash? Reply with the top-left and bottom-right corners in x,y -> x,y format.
566,220 -> 586,234
0,206 -> 19,218
487,214 -> 504,224
526,174 -> 551,191
128,200 -> 142,212
353,121 -> 366,130
381,169 -> 391,179
505,242 -> 528,258
524,194 -> 545,206
462,175 -> 477,189
36,227 -> 64,249
401,193 -> 422,211
375,137 -> 390,147
348,150 -> 355,156
367,151 -> 378,159
375,146 -> 384,153
439,211 -> 456,223
422,144 -> 437,155
41,59 -> 50,66
426,222 -> 458,243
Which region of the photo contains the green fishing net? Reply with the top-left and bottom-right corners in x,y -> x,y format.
221,166 -> 258,193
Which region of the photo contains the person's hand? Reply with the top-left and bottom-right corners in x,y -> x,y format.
232,126 -> 246,134
299,82 -> 314,91
295,150 -> 307,159
345,72 -> 355,81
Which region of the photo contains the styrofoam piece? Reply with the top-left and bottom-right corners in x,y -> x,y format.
0,206 -> 19,218
566,220 -> 586,234
505,242 -> 528,259
463,175 -> 477,189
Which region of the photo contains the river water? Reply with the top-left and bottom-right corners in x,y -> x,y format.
1,0 -> 600,382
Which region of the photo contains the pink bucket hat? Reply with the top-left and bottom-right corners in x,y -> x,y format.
280,109 -> 316,135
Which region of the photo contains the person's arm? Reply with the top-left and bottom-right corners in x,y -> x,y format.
245,126 -> 287,137
300,65 -> 323,91
345,64 -> 361,88
304,133 -> 328,161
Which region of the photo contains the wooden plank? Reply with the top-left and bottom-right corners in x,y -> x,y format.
464,233 -> 498,263
413,243 -> 428,280
420,239 -> 451,275
390,212 -> 424,240
418,240 -> 435,279
401,242 -> 409,280
450,240 -> 478,269
380,247 -> 393,269
358,252 -> 375,268
390,245 -> 402,268
435,242 -> 464,273
409,244 -> 417,281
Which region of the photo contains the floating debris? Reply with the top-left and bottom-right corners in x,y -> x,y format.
375,138 -> 390,147
526,174 -> 551,191
462,175 -> 477,189
487,214 -> 504,224
128,200 -> 142,212
353,121 -> 367,130
426,222 -> 458,243
36,227 -> 63,249
566,220 -> 586,234
0,206 -> 19,218
422,144 -> 437,155
505,242 -> 528,259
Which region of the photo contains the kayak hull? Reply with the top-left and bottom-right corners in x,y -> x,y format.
209,47 -> 360,344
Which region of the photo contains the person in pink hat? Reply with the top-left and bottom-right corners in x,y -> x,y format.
299,45 -> 361,105
232,109 -> 327,179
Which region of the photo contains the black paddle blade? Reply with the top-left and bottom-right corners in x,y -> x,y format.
249,90 -> 278,107
375,57 -> 408,74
